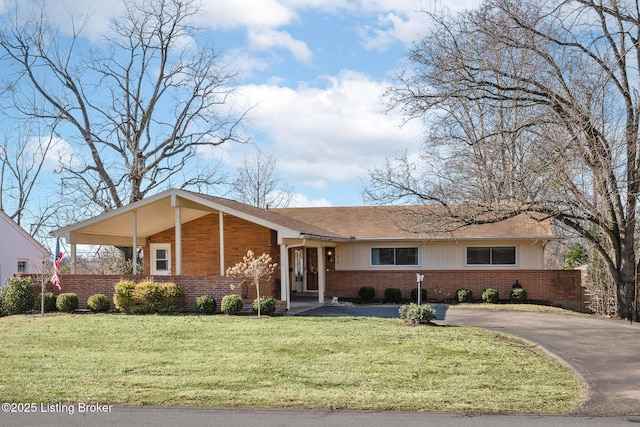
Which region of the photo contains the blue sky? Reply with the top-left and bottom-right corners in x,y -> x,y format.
1,0 -> 481,208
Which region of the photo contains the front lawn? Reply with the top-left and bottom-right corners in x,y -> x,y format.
0,314 -> 585,413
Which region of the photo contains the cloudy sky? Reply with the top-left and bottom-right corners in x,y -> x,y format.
3,0 -> 481,207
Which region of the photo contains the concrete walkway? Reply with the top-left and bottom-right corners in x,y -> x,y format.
298,304 -> 640,416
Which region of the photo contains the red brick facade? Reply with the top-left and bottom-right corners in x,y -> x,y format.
144,212 -> 281,295
36,274 -> 285,314
326,269 -> 584,310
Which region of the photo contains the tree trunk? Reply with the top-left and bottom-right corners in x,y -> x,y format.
617,271 -> 638,321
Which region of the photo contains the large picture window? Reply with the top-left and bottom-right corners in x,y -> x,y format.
371,247 -> 418,266
467,246 -> 516,265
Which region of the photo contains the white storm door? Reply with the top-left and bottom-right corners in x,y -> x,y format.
150,244 -> 171,276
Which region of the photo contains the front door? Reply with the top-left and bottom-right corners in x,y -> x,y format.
292,248 -> 304,292
306,247 -> 318,291
150,244 -> 171,275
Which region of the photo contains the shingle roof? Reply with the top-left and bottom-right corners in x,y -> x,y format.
53,189 -> 554,244
273,205 -> 553,241
188,191 -> 553,241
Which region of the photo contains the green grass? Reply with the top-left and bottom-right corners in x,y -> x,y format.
0,314 -> 585,413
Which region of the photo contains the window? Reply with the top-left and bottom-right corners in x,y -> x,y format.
467,246 -> 516,265
371,247 -> 418,266
17,260 -> 28,274
150,244 -> 171,275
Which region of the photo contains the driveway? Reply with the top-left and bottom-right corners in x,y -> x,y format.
299,304 -> 640,416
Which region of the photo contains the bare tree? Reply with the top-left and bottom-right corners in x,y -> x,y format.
226,250 -> 277,317
0,120 -> 62,237
368,0 -> 640,320
231,147 -> 294,209
0,0 -> 247,217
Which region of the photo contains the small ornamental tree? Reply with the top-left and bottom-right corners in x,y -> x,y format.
226,251 -> 277,317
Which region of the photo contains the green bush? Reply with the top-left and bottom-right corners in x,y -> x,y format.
196,295 -> 217,314
221,294 -> 244,315
399,303 -> 437,324
132,279 -> 164,313
157,281 -> 185,313
0,276 -> 34,315
358,286 -> 375,301
56,293 -> 79,312
87,294 -> 110,312
510,287 -> 528,303
383,288 -> 402,303
113,279 -> 136,313
410,287 -> 427,303
35,292 -> 57,312
482,288 -> 499,303
114,279 -> 185,314
252,296 -> 276,315
456,288 -> 473,303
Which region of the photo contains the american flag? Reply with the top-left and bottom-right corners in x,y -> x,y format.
51,238 -> 63,290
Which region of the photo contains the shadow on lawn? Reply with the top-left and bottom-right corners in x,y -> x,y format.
296,303 -> 451,321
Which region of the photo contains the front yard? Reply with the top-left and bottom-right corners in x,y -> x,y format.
0,314 -> 585,413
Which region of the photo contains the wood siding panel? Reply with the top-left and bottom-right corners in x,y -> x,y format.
335,240 -> 545,271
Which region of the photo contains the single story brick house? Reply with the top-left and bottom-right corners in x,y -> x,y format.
51,188 -> 583,311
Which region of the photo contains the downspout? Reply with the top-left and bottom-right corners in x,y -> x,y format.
283,239 -> 306,311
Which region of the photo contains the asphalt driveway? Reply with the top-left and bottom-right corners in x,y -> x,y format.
298,304 -> 640,416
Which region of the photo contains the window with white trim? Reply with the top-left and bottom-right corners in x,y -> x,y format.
371,247 -> 418,266
466,246 -> 516,265
17,260 -> 28,274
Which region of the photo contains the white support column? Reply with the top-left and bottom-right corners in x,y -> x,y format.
317,246 -> 325,304
71,244 -> 77,274
175,207 -> 182,276
132,210 -> 138,275
219,211 -> 225,276
280,243 -> 289,308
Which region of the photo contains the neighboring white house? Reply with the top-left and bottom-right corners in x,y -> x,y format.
0,210 -> 50,286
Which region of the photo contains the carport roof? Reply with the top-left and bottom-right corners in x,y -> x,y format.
52,188 -> 554,245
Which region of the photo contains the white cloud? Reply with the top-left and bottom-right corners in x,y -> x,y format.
248,29 -> 313,63
233,70 -> 423,191
288,192 -> 333,207
199,0 -> 296,29
26,135 -> 78,172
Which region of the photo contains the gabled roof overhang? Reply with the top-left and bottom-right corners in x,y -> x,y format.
51,189 -> 307,246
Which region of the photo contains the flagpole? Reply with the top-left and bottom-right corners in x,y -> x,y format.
41,259 -> 45,316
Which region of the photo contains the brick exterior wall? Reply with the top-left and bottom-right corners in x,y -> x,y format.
144,212 -> 281,296
35,274 -> 285,314
326,269 -> 584,311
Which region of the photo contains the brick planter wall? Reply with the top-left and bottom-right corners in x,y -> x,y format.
32,274 -> 286,315
326,269 -> 584,311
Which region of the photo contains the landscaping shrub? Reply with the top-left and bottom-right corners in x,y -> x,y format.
0,276 -> 34,315
113,279 -> 136,313
56,293 -> 79,312
358,286 -> 375,301
482,288 -> 499,303
510,288 -> 528,303
410,287 -> 427,303
35,292 -> 57,312
456,288 -> 473,303
384,288 -> 402,303
196,295 -> 217,314
114,279 -> 185,314
87,294 -> 110,312
158,282 -> 186,313
399,303 -> 437,324
132,279 -> 164,313
252,296 -> 276,315
221,294 -> 244,315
